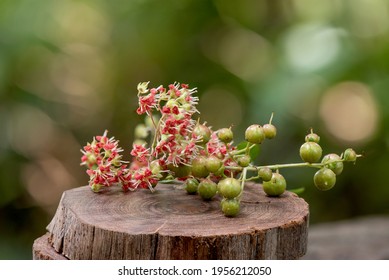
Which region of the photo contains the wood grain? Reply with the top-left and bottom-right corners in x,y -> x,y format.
36,182 -> 309,259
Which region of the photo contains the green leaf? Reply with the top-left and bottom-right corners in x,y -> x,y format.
236,141 -> 249,151
249,144 -> 261,161
236,141 -> 261,161
288,187 -> 305,195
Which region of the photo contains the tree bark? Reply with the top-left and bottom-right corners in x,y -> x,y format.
33,182 -> 309,260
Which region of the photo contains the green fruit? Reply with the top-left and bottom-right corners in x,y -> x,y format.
245,124 -> 265,144
258,167 -> 272,182
221,198 -> 240,217
150,160 -> 162,175
214,165 -> 225,176
314,168 -> 336,191
184,178 -> 199,194
322,153 -> 343,175
343,148 -> 357,162
198,179 -> 217,200
263,173 -> 286,196
263,124 -> 277,139
168,164 -> 191,178
299,142 -> 322,163
193,124 -> 211,144
218,178 -> 241,199
217,128 -> 233,143
237,155 -> 251,167
205,156 -> 223,173
305,132 -> 320,143
191,156 -> 210,178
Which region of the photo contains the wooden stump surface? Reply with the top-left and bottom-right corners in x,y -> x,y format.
33,182 -> 309,260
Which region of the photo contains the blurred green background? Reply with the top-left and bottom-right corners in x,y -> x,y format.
1,0 -> 389,259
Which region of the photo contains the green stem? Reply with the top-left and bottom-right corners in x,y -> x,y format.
225,159 -> 348,172
230,144 -> 257,156
269,112 -> 274,125
237,167 -> 247,201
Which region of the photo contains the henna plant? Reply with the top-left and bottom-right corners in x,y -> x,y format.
80,82 -> 361,217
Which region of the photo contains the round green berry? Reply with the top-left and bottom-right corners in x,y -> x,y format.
198,179 -> 217,200
262,173 -> 286,197
299,142 -> 322,163
343,148 -> 357,162
150,160 -> 162,175
237,155 -> 251,167
168,164 -> 191,178
263,124 -> 277,139
217,128 -> 234,143
184,178 -> 199,194
214,165 -> 225,176
193,124 -> 211,144
245,124 -> 265,144
191,156 -> 210,178
305,132 -> 320,143
322,153 -> 343,175
221,198 -> 240,217
314,168 -> 336,191
205,156 -> 223,173
218,178 -> 241,199
258,167 -> 273,182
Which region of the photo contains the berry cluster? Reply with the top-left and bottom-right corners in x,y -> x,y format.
80,82 -> 360,217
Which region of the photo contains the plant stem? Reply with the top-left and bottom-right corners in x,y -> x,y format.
230,144 -> 257,156
237,167 -> 247,200
225,159 -> 348,173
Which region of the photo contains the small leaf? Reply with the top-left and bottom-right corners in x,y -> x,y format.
236,141 -> 249,151
249,144 -> 261,161
288,187 -> 305,195
236,141 -> 261,161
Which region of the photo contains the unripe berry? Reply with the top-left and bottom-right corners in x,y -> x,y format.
218,178 -> 241,199
305,132 -> 320,143
90,183 -> 103,193
263,124 -> 277,139
299,142 -> 322,163
150,160 -> 162,175
262,173 -> 286,196
191,156 -> 210,178
214,165 -> 225,176
258,167 -> 272,182
193,124 -> 211,144
205,156 -> 223,173
237,155 -> 251,167
314,168 -> 336,191
198,179 -> 217,200
134,124 -> 149,139
217,128 -> 233,143
184,178 -> 199,194
221,198 -> 240,217
322,153 -> 343,175
343,148 -> 357,162
168,164 -> 191,178
245,124 -> 265,144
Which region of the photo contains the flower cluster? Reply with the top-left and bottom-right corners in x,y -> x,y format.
81,82 -> 220,192
80,130 -> 131,192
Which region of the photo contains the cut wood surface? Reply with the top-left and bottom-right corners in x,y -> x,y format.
34,182 -> 309,260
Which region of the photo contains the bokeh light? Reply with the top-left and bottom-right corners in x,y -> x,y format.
320,82 -> 379,144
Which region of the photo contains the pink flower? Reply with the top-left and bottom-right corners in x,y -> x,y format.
81,130 -> 128,192
131,167 -> 158,192
136,93 -> 157,115
130,144 -> 150,163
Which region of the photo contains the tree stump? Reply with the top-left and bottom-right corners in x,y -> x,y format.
33,182 -> 309,260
